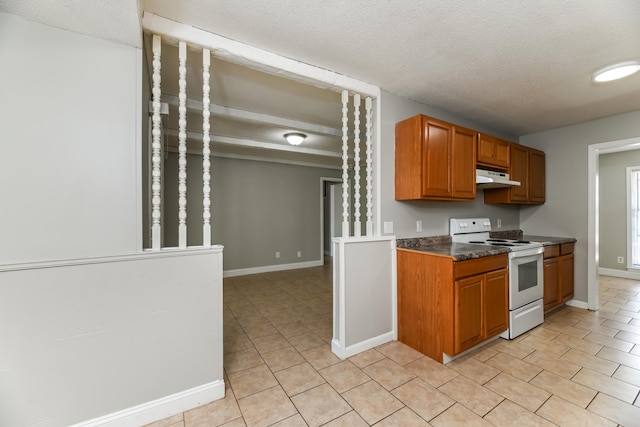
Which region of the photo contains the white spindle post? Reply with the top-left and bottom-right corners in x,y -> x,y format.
151,35 -> 162,250
202,48 -> 212,247
365,97 -> 373,236
341,90 -> 350,238
353,94 -> 361,237
178,41 -> 188,248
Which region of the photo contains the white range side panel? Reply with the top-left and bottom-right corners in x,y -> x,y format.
0,12 -> 141,264
332,237 -> 397,359
0,248 -> 224,427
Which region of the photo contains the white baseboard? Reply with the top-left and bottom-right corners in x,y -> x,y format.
565,299 -> 589,310
70,380 -> 225,427
598,267 -> 640,280
331,331 -> 395,360
224,260 -> 323,278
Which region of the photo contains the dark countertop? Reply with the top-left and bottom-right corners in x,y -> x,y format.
523,235 -> 577,245
396,236 -> 510,261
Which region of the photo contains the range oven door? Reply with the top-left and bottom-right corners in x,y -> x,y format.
508,248 -> 544,310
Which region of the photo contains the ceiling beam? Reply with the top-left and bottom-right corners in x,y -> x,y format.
161,95 -> 341,137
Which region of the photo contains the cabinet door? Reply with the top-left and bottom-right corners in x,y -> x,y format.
543,257 -> 560,311
560,253 -> 574,302
421,118 -> 452,198
451,126 -> 477,199
510,144 -> 529,201
484,269 -> 508,338
454,275 -> 483,353
477,134 -> 510,169
529,148 -> 545,204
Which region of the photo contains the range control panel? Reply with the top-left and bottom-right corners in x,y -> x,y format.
449,218 -> 492,235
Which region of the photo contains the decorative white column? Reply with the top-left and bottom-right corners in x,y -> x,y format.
151,35 -> 162,250
341,90 -> 350,238
352,94 -> 361,237
365,97 -> 373,237
178,41 -> 188,248
202,48 -> 212,247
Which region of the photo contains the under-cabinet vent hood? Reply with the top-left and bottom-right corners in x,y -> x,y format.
476,169 -> 521,188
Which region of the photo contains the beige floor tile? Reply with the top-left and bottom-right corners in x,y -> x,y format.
560,348 -> 619,376
320,410 -> 369,427
551,332 -> 604,355
274,362 -> 325,397
287,333 -> 326,352
613,364 -> 640,387
276,321 -> 311,338
437,375 -> 503,416
224,347 -> 265,374
363,357 -> 416,390
529,369 -> 597,408
488,338 -> 536,359
144,413 -> 183,427
237,386 -> 297,427
573,367 -> 640,403
219,418 -> 245,427
429,403 -> 493,426
573,320 -> 619,337
374,407 -> 430,426
404,356 -> 459,387
260,346 -> 305,372
603,319 -> 640,335
484,351 -> 542,382
587,392 -> 640,426
319,360 -> 371,393
228,364 -> 278,399
466,343 -> 499,362
341,380 -> 404,425
392,378 -> 455,421
224,334 -> 254,355
347,348 -> 385,368
584,331 -> 635,352
184,389 -> 242,427
250,333 -> 289,354
445,355 -> 499,385
536,395 -> 616,427
484,399 -> 556,427
485,372 -> 551,412
269,414 -> 306,427
291,383 -> 351,426
616,330 -> 640,345
300,344 -> 341,370
518,334 -> 571,358
376,341 -> 424,365
597,345 -> 640,369
523,350 -> 581,378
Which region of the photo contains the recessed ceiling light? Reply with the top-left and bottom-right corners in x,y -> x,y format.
593,61 -> 640,83
284,132 -> 306,146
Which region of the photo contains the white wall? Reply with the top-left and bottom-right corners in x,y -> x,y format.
378,90 -> 521,237
0,13 -> 224,426
0,12 -> 141,265
520,110 -> 640,303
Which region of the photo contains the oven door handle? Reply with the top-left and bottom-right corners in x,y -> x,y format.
509,246 -> 544,258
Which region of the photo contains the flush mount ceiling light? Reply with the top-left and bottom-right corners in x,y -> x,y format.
284,132 -> 306,146
593,61 -> 640,83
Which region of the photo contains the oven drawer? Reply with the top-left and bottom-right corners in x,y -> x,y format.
507,298 -> 544,339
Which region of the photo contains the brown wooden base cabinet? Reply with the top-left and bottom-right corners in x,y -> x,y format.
543,242 -> 575,311
397,250 -> 508,363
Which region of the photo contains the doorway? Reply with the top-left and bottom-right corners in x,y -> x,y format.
321,177 -> 343,260
588,136 -> 640,311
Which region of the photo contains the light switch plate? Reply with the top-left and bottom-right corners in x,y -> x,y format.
384,221 -> 393,234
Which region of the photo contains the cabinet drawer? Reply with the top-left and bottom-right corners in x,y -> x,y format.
543,245 -> 559,259
560,242 -> 575,255
454,254 -> 508,279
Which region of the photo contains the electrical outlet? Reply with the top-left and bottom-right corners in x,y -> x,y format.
617,256 -> 624,264
276,251 -> 280,259
297,251 -> 302,258
416,220 -> 422,232
496,218 -> 502,229
384,221 -> 393,234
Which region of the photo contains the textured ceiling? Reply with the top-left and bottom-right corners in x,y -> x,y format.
3,0 -> 640,159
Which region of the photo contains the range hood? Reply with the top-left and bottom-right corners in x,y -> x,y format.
476,169 -> 521,188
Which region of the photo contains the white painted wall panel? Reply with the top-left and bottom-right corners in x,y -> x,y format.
0,249 -> 224,427
0,12 -> 140,264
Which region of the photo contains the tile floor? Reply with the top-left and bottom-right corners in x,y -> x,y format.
147,267 -> 640,427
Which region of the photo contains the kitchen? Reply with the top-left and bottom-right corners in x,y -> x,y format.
3,2 -> 640,426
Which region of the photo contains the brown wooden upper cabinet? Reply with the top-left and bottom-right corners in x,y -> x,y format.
484,143 -> 545,205
395,114 -> 476,201
477,134 -> 510,170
